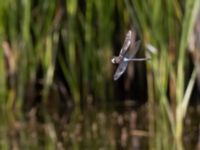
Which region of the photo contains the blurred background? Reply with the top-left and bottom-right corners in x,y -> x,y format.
0,0 -> 200,149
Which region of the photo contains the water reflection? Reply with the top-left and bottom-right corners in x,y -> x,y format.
1,103 -> 199,149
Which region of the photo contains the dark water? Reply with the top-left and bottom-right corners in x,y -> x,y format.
1,102 -> 199,149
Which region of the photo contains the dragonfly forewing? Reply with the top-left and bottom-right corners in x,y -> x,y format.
119,30 -> 135,57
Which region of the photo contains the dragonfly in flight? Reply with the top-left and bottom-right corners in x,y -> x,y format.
111,30 -> 150,80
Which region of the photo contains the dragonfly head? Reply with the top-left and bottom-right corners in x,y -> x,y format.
111,57 -> 117,64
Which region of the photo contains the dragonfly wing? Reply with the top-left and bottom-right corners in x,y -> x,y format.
119,30 -> 136,57
125,40 -> 141,58
113,61 -> 128,80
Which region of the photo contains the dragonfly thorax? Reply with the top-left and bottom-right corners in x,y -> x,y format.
111,56 -> 122,64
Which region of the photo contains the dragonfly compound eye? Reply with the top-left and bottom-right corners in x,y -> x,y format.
111,58 -> 116,63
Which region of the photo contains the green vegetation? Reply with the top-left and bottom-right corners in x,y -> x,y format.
0,0 -> 199,149
126,0 -> 199,149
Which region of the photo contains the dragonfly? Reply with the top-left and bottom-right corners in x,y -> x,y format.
111,30 -> 150,80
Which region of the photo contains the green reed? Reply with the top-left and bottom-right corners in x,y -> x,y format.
0,0 -> 116,148
126,0 -> 199,149
60,0 -> 114,110
0,0 -> 58,149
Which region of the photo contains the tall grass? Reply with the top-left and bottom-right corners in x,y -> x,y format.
0,0 -> 58,148
125,0 -> 199,149
0,0 -> 116,148
59,0 -> 116,116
